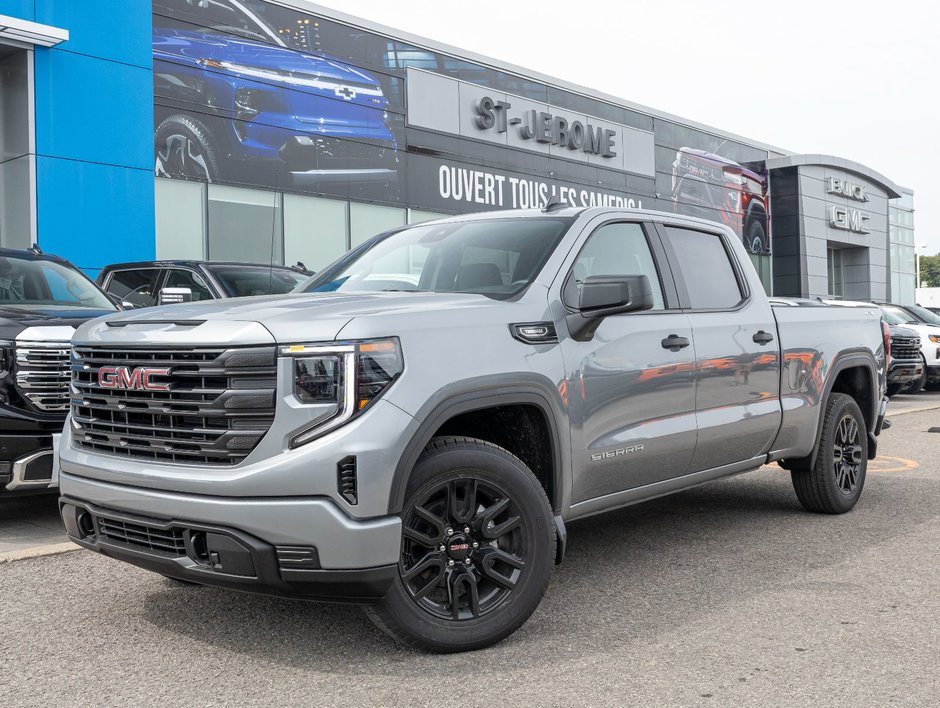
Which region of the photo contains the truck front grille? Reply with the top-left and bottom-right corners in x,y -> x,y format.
15,341 -> 72,412
71,346 -> 277,465
890,336 -> 921,361
96,515 -> 186,556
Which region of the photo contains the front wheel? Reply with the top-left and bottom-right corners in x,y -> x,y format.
366,436 -> 555,652
791,393 -> 868,514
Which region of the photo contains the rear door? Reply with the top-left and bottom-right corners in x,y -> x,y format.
557,218 -> 698,504
658,223 -> 781,471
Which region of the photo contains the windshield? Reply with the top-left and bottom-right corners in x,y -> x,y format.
0,256 -> 115,310
207,265 -> 308,298
904,304 -> 940,326
880,307 -> 912,325
300,218 -> 573,299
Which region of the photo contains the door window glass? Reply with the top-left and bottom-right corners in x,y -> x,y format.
663,227 -> 743,309
105,269 -> 160,307
571,223 -> 665,310
163,269 -> 213,301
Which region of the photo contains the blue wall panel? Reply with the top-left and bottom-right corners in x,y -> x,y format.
33,49 -> 152,170
0,1 -> 35,21
35,0 -> 152,69
25,0 -> 156,267
36,155 -> 155,274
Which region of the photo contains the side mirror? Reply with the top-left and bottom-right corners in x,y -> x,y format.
158,287 -> 193,306
567,274 -> 654,340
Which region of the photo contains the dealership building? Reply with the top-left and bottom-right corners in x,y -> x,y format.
0,0 -> 918,303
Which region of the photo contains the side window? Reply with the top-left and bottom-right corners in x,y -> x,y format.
663,227 -> 743,309
164,269 -> 213,301
105,269 -> 160,307
569,222 -> 665,310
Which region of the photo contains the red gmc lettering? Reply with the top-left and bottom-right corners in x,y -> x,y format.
97,366 -> 170,391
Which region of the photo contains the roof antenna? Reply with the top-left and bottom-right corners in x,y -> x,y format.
29,242 -> 43,255
542,195 -> 567,213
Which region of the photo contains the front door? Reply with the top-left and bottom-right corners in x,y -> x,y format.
558,220 -> 698,505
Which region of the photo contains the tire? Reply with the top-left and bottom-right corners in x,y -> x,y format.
885,382 -> 903,397
901,356 -> 927,393
791,393 -> 867,514
154,114 -> 220,182
745,216 -> 766,253
366,436 -> 555,653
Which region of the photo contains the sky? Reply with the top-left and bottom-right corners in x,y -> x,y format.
316,0 -> 940,254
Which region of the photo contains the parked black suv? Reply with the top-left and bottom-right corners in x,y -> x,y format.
0,248 -> 115,495
97,261 -> 312,308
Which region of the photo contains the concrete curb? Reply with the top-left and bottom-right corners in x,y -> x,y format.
0,541 -> 78,564
885,403 -> 940,417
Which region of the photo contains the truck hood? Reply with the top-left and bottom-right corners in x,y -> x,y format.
0,305 -> 114,340
74,292 -> 506,347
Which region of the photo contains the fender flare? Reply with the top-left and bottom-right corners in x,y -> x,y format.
386,374 -> 569,516
808,350 -> 881,468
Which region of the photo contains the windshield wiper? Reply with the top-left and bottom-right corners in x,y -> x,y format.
379,289 -> 421,292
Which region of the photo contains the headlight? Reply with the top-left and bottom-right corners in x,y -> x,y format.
929,334 -> 940,344
281,338 -> 403,447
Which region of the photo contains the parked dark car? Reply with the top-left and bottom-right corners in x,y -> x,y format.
0,248 -> 116,495
97,260 -> 312,308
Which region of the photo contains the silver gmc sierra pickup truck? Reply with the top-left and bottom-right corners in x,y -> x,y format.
59,206 -> 888,652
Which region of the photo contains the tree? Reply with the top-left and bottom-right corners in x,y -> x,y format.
919,254 -> 940,288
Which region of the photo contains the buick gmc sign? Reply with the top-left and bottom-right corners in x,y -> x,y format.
474,96 -> 618,158
406,68 -> 655,177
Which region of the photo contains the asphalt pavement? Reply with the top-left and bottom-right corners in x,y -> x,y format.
1,403 -> 939,705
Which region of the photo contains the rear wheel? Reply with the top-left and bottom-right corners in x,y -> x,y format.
791,393 -> 867,514
367,436 -> 555,653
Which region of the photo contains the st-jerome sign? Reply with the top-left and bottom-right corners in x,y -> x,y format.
474,96 -> 618,158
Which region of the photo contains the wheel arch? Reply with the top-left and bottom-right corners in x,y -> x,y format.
809,352 -> 880,467
387,377 -> 569,517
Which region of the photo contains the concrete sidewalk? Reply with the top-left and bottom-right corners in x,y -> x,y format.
0,494 -> 70,561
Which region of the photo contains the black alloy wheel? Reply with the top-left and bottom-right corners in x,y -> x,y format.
791,393 -> 868,514
400,477 -> 526,621
367,436 -> 555,652
832,413 -> 863,495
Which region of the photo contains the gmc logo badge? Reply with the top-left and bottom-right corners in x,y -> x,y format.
98,366 -> 171,391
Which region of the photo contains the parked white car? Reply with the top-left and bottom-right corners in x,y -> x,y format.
826,300 -> 940,392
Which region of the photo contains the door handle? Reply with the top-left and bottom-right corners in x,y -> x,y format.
752,330 -> 775,345
661,334 -> 690,352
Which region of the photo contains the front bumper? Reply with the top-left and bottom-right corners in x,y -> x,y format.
59,473 -> 401,603
887,360 -> 924,385
1,434 -> 58,493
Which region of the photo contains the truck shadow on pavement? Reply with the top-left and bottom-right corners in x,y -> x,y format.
138,466 -> 937,672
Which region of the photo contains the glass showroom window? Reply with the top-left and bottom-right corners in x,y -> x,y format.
827,248 -> 844,299
284,194 -> 348,271
407,208 -> 449,224
155,177 -> 206,259
208,184 -> 283,264
0,48 -> 32,249
349,202 -> 406,247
